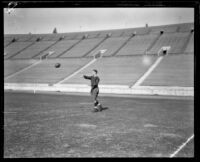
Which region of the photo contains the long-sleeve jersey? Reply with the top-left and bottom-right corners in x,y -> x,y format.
83,75 -> 100,90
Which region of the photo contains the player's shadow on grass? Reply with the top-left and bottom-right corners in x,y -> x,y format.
100,106 -> 109,111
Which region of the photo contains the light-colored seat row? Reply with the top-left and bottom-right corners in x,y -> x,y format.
116,34 -> 158,56
142,54 -> 194,87
148,32 -> 189,54
64,56 -> 157,85
5,58 -> 91,84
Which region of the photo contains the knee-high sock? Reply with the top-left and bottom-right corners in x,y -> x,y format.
94,100 -> 99,106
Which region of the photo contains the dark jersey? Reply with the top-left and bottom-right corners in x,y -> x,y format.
83,75 -> 100,90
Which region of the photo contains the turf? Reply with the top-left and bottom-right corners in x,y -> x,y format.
4,91 -> 194,157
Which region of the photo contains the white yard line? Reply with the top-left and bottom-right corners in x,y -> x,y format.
132,56 -> 164,87
55,59 -> 97,85
169,134 -> 194,158
5,60 -> 42,80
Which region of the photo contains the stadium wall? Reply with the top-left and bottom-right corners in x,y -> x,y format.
4,83 -> 193,96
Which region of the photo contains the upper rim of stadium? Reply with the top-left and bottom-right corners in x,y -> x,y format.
4,22 -> 193,38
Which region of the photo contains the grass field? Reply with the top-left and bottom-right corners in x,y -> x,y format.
4,91 -> 194,157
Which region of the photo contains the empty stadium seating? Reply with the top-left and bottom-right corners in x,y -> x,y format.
5,58 -> 91,84
108,30 -> 124,37
64,56 -> 157,85
27,34 -> 47,42
4,22 -> 194,88
87,37 -> 130,57
4,36 -> 14,42
13,41 -> 56,59
42,34 -> 62,41
185,33 -> 194,53
4,36 -> 15,47
35,39 -> 80,58
4,59 -> 37,77
122,27 -> 149,36
148,32 -> 190,54
4,42 -> 33,59
60,38 -> 105,57
98,29 -> 123,37
74,33 -> 89,39
75,31 -> 100,39
4,41 -> 12,47
178,23 -> 194,32
87,32 -> 100,39
15,34 -> 32,42
116,34 -> 158,56
62,32 -> 79,40
142,54 -> 194,87
149,24 -> 178,33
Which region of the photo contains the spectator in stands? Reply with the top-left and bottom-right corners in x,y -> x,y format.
83,69 -> 103,112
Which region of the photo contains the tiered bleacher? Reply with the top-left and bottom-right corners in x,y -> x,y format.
148,32 -> 190,54
4,42 -> 33,59
35,39 -> 80,58
142,54 -> 194,87
122,27 -> 149,36
4,59 -> 37,77
64,56 -> 157,85
98,30 -> 123,37
4,36 -> 15,47
5,58 -> 91,84
116,34 -> 158,56
60,38 -> 104,57
87,37 -> 130,57
185,33 -> 194,53
86,32 -> 100,39
149,24 -> 178,33
42,34 -> 62,41
13,41 -> 56,59
4,22 -> 194,88
178,23 -> 194,32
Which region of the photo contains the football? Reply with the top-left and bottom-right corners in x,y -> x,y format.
55,63 -> 61,68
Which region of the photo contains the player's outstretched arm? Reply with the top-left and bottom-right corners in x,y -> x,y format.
83,75 -> 92,80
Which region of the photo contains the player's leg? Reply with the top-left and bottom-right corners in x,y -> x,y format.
92,89 -> 99,112
95,88 -> 103,111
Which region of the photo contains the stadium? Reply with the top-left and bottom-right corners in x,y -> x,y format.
4,8 -> 194,157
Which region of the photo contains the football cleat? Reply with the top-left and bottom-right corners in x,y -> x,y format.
92,107 -> 99,112
97,104 -> 103,111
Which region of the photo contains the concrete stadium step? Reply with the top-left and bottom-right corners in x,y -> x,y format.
12,41 -> 57,59
178,23 -> 194,32
184,34 -> 194,54
56,39 -> 83,58
5,42 -> 36,60
132,56 -> 164,87
146,34 -> 161,52
64,56 -> 158,85
4,60 -> 42,80
5,58 -> 91,84
86,37 -> 130,57
34,40 -> 80,58
141,54 -> 194,87
4,59 -> 38,77
111,35 -> 134,56
82,37 -> 108,57
148,32 -> 190,54
55,58 -> 97,84
116,34 -> 158,56
4,41 -> 13,48
60,38 -> 106,58
32,40 -> 61,58
181,32 -> 194,53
